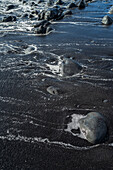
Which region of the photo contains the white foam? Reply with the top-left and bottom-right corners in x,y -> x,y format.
0,134 -> 100,151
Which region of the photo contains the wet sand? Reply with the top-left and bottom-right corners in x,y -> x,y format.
0,0 -> 113,169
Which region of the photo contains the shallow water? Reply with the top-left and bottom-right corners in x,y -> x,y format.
0,0 -> 113,169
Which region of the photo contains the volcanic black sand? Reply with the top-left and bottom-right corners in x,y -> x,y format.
0,0 -> 113,169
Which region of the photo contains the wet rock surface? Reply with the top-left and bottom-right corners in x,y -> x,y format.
60,58 -> 83,76
79,112 -> 108,144
102,15 -> 113,25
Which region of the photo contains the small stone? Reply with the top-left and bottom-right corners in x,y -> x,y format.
47,86 -> 59,95
79,112 -> 108,144
67,3 -> 77,9
102,15 -> 113,25
60,58 -> 83,76
103,99 -> 108,103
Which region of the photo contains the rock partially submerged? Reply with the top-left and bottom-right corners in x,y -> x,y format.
35,25 -> 53,35
79,112 -> 108,144
33,20 -> 51,28
38,8 -> 63,21
55,0 -> 64,5
78,0 -> 86,9
63,10 -> 72,16
67,3 -> 77,9
102,15 -> 113,25
108,6 -> 113,14
60,58 -> 83,76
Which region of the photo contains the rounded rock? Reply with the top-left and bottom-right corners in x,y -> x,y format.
79,112 -> 108,144
60,58 -> 83,76
102,15 -> 113,25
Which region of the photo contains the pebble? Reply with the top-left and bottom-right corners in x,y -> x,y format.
47,86 -> 59,95
79,112 -> 108,144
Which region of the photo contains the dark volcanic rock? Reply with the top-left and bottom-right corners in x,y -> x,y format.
102,15 -> 113,25
6,4 -> 15,11
63,10 -> 72,16
108,6 -> 113,14
35,25 -> 46,34
38,0 -> 44,3
22,13 -> 28,18
79,112 -> 108,144
38,10 -> 45,20
60,58 -> 83,76
31,10 -> 39,15
44,8 -> 62,21
55,0 -> 64,5
67,3 -> 77,9
29,14 -> 34,19
34,20 -> 51,28
46,26 -> 53,33
78,0 -> 86,9
2,16 -> 17,22
47,0 -> 54,6
35,25 -> 53,35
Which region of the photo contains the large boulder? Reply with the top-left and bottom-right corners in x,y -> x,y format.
79,112 -> 108,144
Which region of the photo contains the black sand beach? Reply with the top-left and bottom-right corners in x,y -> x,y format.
0,0 -> 113,169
